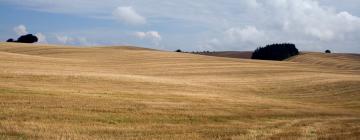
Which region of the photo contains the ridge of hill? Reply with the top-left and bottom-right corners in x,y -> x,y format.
193,51 -> 253,59
289,52 -> 360,70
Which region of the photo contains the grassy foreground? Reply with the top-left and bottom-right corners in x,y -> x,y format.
0,42 -> 359,139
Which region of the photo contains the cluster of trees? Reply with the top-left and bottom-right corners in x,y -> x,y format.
251,43 -> 299,61
6,34 -> 38,43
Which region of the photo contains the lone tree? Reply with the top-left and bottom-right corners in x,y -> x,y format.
16,34 -> 38,43
251,43 -> 299,61
175,49 -> 182,52
6,38 -> 14,42
325,50 -> 331,53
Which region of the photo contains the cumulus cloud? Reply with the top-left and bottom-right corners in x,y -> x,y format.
35,33 -> 47,43
203,26 -> 267,51
267,0 -> 360,41
56,35 -> 73,44
134,31 -> 162,46
113,6 -> 146,25
14,25 -> 28,35
224,26 -> 266,43
135,31 -> 161,40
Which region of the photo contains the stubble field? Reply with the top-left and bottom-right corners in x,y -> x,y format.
0,42 -> 359,139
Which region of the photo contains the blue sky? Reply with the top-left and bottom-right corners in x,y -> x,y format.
1,0 -> 360,53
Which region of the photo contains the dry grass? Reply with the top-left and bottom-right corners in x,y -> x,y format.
0,42 -> 359,140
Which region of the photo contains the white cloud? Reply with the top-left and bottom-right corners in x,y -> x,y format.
56,35 -> 73,44
135,31 -> 161,40
14,25 -> 28,35
203,26 -> 267,51
199,0 -> 360,51
55,35 -> 94,46
35,33 -> 47,44
265,0 -> 360,41
134,31 -> 162,46
134,32 -> 147,39
224,26 -> 266,43
113,6 -> 146,25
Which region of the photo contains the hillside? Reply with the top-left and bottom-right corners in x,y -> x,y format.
0,42 -> 359,140
289,52 -> 360,70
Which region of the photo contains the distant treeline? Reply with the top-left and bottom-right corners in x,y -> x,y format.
251,43 -> 299,61
175,49 -> 215,54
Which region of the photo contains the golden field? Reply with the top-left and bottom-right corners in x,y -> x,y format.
0,42 -> 359,140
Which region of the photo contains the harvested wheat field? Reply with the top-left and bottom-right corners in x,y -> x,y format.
0,42 -> 359,140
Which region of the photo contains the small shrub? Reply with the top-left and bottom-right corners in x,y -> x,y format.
175,49 -> 182,52
325,50 -> 331,53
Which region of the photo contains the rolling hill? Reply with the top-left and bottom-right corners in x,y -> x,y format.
0,42 -> 359,140
289,52 -> 360,70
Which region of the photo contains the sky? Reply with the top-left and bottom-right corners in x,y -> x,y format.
0,0 -> 360,53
